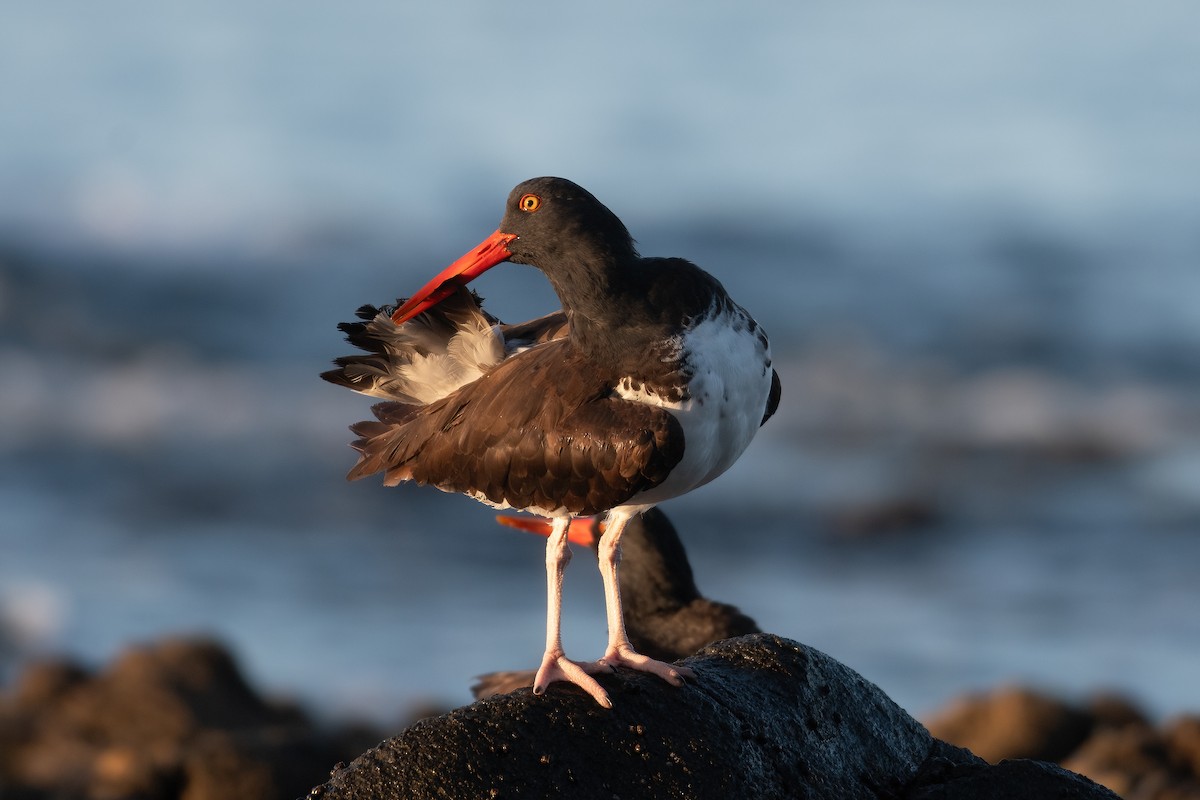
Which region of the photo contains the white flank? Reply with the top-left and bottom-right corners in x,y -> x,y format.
614,305 -> 773,507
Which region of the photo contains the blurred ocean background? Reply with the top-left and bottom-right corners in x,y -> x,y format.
1,2 -> 1198,724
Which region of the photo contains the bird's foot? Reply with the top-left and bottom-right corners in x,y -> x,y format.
599,644 -> 696,687
533,650 -> 615,708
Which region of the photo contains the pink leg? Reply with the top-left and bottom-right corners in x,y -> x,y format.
532,516 -> 613,707
596,509 -> 696,687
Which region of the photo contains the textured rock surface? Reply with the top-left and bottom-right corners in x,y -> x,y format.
907,740 -> 1121,800
307,634 -> 1118,800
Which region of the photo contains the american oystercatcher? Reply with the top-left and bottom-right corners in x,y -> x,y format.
323,177 -> 780,707
473,510 -> 761,699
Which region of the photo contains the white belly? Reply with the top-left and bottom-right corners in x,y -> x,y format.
615,307 -> 773,508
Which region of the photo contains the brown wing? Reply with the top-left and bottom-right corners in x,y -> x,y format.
471,669 -> 535,700
500,310 -> 569,346
346,339 -> 685,516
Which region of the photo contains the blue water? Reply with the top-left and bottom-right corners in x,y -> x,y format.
2,1 -> 1199,724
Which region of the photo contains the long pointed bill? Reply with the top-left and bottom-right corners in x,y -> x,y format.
495,515 -> 604,547
392,230 -> 518,323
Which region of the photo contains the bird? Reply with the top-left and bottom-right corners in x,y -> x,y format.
322,177 -> 780,707
473,509 -> 760,699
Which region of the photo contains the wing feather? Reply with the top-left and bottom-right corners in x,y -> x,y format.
347,339 -> 685,516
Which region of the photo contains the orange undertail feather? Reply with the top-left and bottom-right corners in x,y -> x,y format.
495,515 -> 604,547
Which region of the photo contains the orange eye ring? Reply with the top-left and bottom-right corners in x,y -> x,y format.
518,193 -> 541,212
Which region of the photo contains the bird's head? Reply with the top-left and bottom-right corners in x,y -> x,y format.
391,177 -> 634,324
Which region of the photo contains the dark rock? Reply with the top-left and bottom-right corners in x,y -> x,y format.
909,742 -> 1120,800
929,687 -> 1200,798
0,637 -> 381,800
8,659 -> 90,711
1164,716 -> 1200,781
308,634 -> 1116,800
1086,691 -> 1153,730
924,685 -> 1095,763
1064,721 -> 1200,800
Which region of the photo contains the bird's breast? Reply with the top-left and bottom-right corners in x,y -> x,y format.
614,303 -> 773,506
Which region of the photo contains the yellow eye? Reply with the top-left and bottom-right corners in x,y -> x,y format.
518,193 -> 541,212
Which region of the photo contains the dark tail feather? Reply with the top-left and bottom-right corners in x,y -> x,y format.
320,301 -> 402,392
370,401 -> 420,425
320,360 -> 367,391
349,420 -> 391,451
346,419 -> 417,485
471,670 -> 536,700
345,420 -> 393,481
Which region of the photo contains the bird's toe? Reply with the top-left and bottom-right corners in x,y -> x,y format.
533,651 -> 614,707
600,645 -> 694,687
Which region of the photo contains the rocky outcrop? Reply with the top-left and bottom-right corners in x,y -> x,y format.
6,633 -> 1180,799
0,637 -> 379,800
927,685 -> 1200,799
924,685 -> 1098,764
307,634 -> 1117,800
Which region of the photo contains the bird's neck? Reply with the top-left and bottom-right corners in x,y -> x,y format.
547,254 -> 725,378
544,253 -> 659,369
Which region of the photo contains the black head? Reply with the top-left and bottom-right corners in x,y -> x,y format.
389,177 -> 641,327
497,177 -> 637,272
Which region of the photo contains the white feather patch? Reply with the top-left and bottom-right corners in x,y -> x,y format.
371,310 -> 506,405
615,305 -> 772,507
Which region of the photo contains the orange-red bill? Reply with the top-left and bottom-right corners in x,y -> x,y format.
392,230 -> 517,324
495,515 -> 604,547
